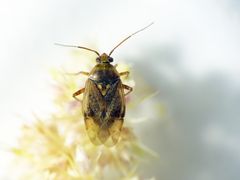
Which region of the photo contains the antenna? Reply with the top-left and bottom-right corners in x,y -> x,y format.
55,43 -> 100,56
109,22 -> 154,56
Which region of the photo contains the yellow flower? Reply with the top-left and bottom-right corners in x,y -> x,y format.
11,48 -> 158,180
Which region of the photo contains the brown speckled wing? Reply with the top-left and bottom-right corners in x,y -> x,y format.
82,79 -> 125,146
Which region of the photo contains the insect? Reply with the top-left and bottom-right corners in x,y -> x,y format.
56,22 -> 153,146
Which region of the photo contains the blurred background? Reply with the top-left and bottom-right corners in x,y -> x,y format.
0,0 -> 240,179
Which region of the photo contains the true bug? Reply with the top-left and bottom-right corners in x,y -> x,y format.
56,22 -> 153,146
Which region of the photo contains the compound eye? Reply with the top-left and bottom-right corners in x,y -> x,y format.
96,57 -> 101,63
108,57 -> 113,62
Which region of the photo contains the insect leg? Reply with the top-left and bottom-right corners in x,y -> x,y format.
119,71 -> 129,78
67,71 -> 90,76
73,88 -> 85,101
122,84 -> 133,96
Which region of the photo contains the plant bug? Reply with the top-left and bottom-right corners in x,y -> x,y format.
56,22 -> 153,146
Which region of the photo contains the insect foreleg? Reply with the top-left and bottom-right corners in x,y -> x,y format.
122,84 -> 133,96
67,71 -> 90,76
73,88 -> 85,101
119,71 -> 129,78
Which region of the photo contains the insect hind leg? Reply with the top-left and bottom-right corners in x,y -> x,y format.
122,84 -> 133,96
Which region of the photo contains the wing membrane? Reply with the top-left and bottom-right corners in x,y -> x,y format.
83,79 -> 125,146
